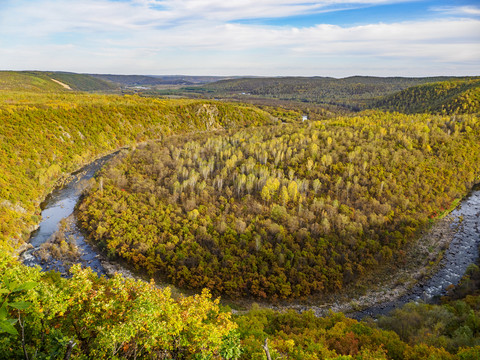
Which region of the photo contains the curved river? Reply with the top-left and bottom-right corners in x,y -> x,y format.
21,153 -> 119,276
21,153 -> 480,318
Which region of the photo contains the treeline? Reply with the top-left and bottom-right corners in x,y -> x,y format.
78,111 -> 480,299
373,79 -> 480,114
0,91 -> 273,251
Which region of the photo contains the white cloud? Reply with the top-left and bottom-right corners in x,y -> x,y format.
432,5 -> 480,17
0,0 -> 416,35
104,19 -> 480,60
0,0 -> 479,76
136,0 -> 413,22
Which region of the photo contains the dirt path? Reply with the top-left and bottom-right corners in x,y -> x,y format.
51,78 -> 72,90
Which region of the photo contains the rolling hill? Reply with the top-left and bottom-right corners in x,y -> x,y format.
177,76 -> 479,108
89,74 -> 232,87
373,79 -> 480,114
0,71 -> 118,92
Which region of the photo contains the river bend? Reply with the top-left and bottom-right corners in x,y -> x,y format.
21,154 -> 480,317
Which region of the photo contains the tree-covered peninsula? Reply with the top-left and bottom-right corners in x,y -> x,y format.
78,112 -> 480,299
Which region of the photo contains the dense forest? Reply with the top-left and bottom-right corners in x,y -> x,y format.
78,112 -> 480,299
2,73 -> 480,359
373,79 -> 480,114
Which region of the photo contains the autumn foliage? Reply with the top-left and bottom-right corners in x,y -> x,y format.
0,91 -> 272,251
78,112 -> 480,299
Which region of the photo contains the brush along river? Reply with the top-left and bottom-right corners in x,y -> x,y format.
20,153 -> 480,318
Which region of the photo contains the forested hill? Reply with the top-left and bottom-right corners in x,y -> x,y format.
0,71 -> 118,92
0,91 -> 273,252
78,113 -> 480,299
183,76 -> 477,107
373,79 -> 480,114
4,72 -> 479,115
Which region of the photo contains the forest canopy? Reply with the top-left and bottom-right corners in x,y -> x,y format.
78,111 -> 480,299
373,79 -> 480,115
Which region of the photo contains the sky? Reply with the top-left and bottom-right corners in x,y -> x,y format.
0,0 -> 479,77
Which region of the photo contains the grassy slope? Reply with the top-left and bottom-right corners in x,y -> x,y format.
45,71 -> 119,91
0,90 -> 273,250
0,71 -> 118,92
0,71 -> 66,92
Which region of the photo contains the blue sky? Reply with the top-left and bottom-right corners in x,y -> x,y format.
0,0 -> 479,76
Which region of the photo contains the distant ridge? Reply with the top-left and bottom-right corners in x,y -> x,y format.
1,71 -> 479,115
0,71 -> 118,92
373,79 -> 480,114
88,74 -> 233,87
177,75 -> 480,109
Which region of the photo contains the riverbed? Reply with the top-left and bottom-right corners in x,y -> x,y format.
21,153 -> 119,276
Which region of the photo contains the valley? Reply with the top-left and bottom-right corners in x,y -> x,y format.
1,71 -> 480,359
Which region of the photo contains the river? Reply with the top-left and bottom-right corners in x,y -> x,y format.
21,153 -> 119,276
21,153 -> 480,318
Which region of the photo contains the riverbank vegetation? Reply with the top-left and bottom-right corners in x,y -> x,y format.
78,112 -> 480,299
235,304 -> 480,359
370,261 -> 480,357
